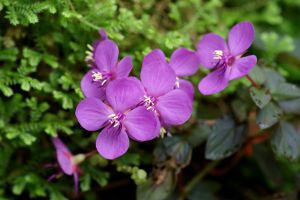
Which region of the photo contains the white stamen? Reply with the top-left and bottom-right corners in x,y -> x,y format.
160,127 -> 167,138
87,44 -> 94,51
175,77 -> 180,88
144,95 -> 156,111
101,79 -> 107,86
92,71 -> 103,81
108,114 -> 120,127
213,50 -> 223,60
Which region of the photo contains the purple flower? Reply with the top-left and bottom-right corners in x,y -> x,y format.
169,48 -> 200,99
81,30 -> 132,100
76,77 -> 160,159
139,49 -> 193,126
197,21 -> 257,95
52,137 -> 80,193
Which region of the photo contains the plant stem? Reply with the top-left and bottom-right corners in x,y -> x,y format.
85,150 -> 97,158
183,160 -> 220,195
246,75 -> 259,88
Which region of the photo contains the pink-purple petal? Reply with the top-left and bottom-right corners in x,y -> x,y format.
99,28 -> 108,40
80,70 -> 106,100
75,98 -> 113,131
228,21 -> 255,56
52,137 -> 70,153
141,49 -> 176,97
106,77 -> 144,113
178,79 -> 194,100
197,33 -> 228,69
57,151 -> 73,175
96,127 -> 129,160
229,55 -> 257,80
124,106 -> 160,142
52,138 -> 74,175
169,48 -> 200,76
115,56 -> 133,78
94,40 -> 119,71
198,67 -> 229,95
156,89 -> 193,125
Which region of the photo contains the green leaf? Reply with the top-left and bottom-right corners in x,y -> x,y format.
187,181 -> 220,200
0,48 -> 19,61
248,65 -> 266,85
0,85 -> 13,97
253,144 -> 283,187
271,121 -> 300,161
187,121 -> 211,148
279,98 -> 300,115
164,136 -> 192,168
136,170 -> 176,200
21,80 -> 31,91
80,174 -> 91,192
271,82 -> 300,101
263,68 -> 285,92
20,133 -> 36,145
49,190 -> 68,200
115,153 -> 141,166
205,116 -> 247,160
231,99 -> 249,121
250,87 -> 272,109
0,145 -> 12,177
12,181 -> 26,195
256,102 -> 283,129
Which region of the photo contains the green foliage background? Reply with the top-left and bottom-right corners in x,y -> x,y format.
0,0 -> 300,199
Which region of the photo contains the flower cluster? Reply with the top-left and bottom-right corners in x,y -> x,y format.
74,21 -> 256,160
75,30 -> 199,159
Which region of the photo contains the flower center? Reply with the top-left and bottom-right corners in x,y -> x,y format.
91,71 -> 111,86
213,50 -> 223,60
213,50 -> 235,67
143,95 -> 157,111
107,113 -> 124,128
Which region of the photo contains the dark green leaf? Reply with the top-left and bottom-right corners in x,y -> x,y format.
187,181 -> 220,200
205,116 -> 247,160
248,65 -> 266,85
253,145 -> 283,187
263,68 -> 285,92
256,102 -> 283,129
279,98 -> 300,115
0,145 -> 12,177
271,82 -> 300,101
231,99 -> 249,121
164,136 -> 192,167
136,170 -> 176,200
271,121 -> 300,161
187,121 -> 211,148
250,87 -> 272,108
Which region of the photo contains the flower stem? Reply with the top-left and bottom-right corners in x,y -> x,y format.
85,150 -> 97,158
183,160 -> 220,196
246,75 -> 259,88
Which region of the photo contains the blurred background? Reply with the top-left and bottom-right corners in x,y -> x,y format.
0,0 -> 300,199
